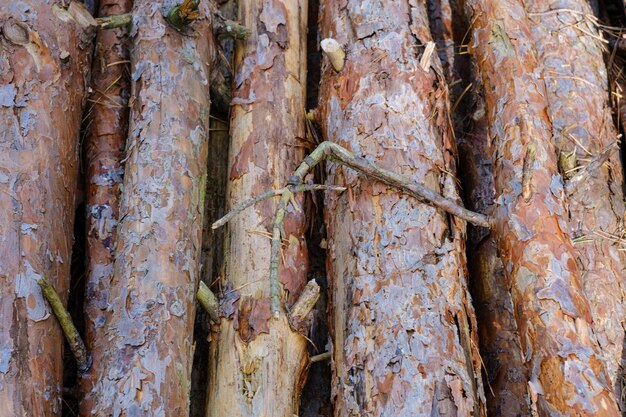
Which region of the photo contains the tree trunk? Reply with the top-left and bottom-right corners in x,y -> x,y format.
459,92 -> 531,416
428,1 -> 532,414
465,0 -> 620,414
190,3 -> 235,416
88,2 -> 211,415
0,2 -> 93,415
526,0 -> 626,399
206,1 -> 312,416
79,0 -> 131,413
190,115 -> 229,417
316,1 -> 485,415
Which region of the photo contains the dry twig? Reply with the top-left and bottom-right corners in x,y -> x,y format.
37,277 -> 90,372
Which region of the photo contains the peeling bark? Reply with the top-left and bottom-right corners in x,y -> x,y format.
79,0 -> 132,414
0,2 -> 93,416
459,92 -> 531,416
526,0 -> 626,399
87,1 -> 211,415
206,1 -> 311,416
426,4 -> 532,412
317,1 -> 485,415
427,1 -> 531,412
466,0 -> 621,414
190,115 -> 229,417
427,2 -> 532,413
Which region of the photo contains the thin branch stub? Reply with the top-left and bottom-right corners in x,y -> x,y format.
321,38 -> 345,72
197,281 -> 219,322
96,12 -> 132,29
37,276 -> 91,373
565,141 -> 619,195
289,280 -> 320,322
214,18 -> 250,40
212,184 -> 346,229
310,352 -> 331,363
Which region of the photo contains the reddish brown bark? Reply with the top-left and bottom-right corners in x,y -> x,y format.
317,1 -> 485,415
206,1 -> 311,416
466,0 -> 620,414
79,0 -> 132,413
88,1 -> 211,415
428,4 -> 532,412
526,0 -> 626,398
0,2 -> 93,415
459,93 -> 531,416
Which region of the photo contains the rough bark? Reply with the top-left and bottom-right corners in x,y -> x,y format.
466,0 -> 621,414
317,1 -> 485,415
87,1 -> 211,415
79,0 -> 132,413
426,4 -> 532,413
206,1 -> 311,416
526,0 -> 626,398
459,92 -> 531,416
190,114 -> 229,417
0,2 -> 93,416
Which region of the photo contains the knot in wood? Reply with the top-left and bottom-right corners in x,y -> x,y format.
2,18 -> 30,45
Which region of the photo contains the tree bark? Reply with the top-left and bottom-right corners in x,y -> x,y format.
190,114 -> 229,417
426,2 -> 532,413
459,92 -> 531,416
0,2 -> 93,415
316,1 -> 485,415
88,1 -> 211,415
526,0 -> 626,399
206,1 -> 311,416
79,0 -> 132,414
466,0 -> 621,414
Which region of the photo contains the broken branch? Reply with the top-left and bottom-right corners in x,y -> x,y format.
96,12 -> 132,29
214,17 -> 251,40
288,279 -> 321,323
289,141 -> 491,228
212,184 -> 346,229
321,38 -> 345,71
267,141 -> 490,315
565,141 -> 619,194
310,352 -> 331,363
197,281 -> 219,322
270,190 -> 292,316
37,276 -> 90,373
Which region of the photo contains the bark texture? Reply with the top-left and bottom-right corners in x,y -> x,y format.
428,4 -> 532,413
466,0 -> 620,414
0,2 -> 93,416
526,0 -> 626,397
206,1 -> 311,416
317,1 -> 485,415
459,93 -> 531,416
88,1 -> 211,415
190,115 -> 229,417
79,0 -> 132,413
